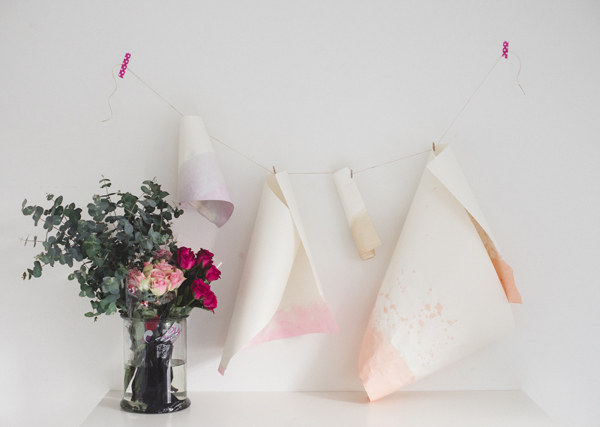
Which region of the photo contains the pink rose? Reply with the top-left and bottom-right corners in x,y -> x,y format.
168,268 -> 185,291
205,264 -> 221,282
150,269 -> 165,280
191,279 -> 218,312
195,249 -> 214,268
153,249 -> 173,261
155,261 -> 174,273
150,278 -> 169,296
127,268 -> 146,287
176,247 -> 196,270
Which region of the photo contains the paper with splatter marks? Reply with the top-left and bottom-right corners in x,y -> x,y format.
219,171 -> 339,375
359,144 -> 520,402
333,167 -> 381,260
177,116 -> 234,228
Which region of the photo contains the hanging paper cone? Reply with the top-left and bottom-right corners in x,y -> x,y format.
333,167 -> 381,261
177,115 -> 234,228
358,145 -> 521,402
219,171 -> 339,375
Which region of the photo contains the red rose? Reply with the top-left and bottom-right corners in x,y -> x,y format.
175,247 -> 196,270
191,279 -> 218,312
195,249 -> 214,268
205,264 -> 221,282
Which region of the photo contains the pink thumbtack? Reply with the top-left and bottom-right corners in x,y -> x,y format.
118,53 -> 131,78
502,41 -> 509,59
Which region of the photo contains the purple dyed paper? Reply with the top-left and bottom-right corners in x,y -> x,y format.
177,116 -> 234,228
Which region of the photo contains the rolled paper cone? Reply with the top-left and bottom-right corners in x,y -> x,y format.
358,145 -> 521,402
219,171 -> 339,375
177,116 -> 234,228
333,168 -> 381,261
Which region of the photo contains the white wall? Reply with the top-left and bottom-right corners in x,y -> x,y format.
1,1 -> 598,426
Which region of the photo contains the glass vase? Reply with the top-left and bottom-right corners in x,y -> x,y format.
120,315 -> 191,413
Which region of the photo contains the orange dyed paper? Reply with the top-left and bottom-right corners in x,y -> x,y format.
359,145 -> 520,402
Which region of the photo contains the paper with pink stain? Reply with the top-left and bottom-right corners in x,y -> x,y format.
177,116 -> 234,228
219,171 -> 339,375
359,144 -> 521,402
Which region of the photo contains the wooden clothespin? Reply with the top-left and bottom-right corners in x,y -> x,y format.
350,169 -> 354,179
432,142 -> 436,152
273,166 -> 276,174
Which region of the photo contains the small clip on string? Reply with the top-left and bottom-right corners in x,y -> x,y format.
350,169 -> 354,179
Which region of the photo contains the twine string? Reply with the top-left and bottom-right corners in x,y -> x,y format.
104,51 -> 525,176
101,64 -> 122,122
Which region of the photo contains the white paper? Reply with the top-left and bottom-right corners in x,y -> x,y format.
333,167 -> 381,260
358,145 -> 520,402
177,115 -> 234,228
219,171 -> 339,375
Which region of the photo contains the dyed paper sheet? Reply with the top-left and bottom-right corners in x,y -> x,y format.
359,145 -> 521,402
177,115 -> 234,228
219,171 -> 339,375
333,168 -> 381,261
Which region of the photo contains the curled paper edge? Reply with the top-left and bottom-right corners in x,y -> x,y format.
177,115 -> 234,228
427,145 -> 521,304
219,172 -> 338,375
359,145 -> 518,402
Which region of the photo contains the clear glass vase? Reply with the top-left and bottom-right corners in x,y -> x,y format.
120,315 -> 191,413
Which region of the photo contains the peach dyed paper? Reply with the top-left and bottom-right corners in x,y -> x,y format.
333,167 -> 381,261
177,115 -> 234,228
219,171 -> 339,375
359,144 -> 521,402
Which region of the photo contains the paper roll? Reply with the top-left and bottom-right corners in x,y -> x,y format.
358,145 -> 521,402
333,168 -> 381,261
177,115 -> 234,228
219,171 -> 339,375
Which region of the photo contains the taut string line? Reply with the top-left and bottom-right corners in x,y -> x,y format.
103,52 -> 525,176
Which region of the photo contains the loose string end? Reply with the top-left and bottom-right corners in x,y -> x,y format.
102,64 -> 121,123
509,51 -> 526,95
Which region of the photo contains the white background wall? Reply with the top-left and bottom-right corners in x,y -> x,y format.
1,1 -> 598,426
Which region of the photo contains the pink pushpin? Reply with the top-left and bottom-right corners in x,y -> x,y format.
118,53 -> 131,78
502,41 -> 509,59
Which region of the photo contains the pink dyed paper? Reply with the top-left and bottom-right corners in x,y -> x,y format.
219,171 -> 338,375
359,145 -> 520,402
177,116 -> 234,228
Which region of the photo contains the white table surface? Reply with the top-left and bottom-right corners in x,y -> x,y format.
81,390 -> 558,427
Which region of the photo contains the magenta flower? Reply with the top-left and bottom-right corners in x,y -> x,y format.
205,264 -> 221,282
175,247 -> 196,270
195,249 -> 214,268
191,279 -> 218,312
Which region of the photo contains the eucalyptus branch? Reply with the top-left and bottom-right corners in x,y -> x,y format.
21,177 -> 182,320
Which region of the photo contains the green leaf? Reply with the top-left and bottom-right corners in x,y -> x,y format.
104,294 -> 118,303
84,312 -> 95,317
32,206 -> 44,226
32,261 -> 42,278
47,194 -> 54,201
124,221 -> 134,235
68,273 -> 75,281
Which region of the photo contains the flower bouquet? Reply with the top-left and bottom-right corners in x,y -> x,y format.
21,178 -> 221,413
